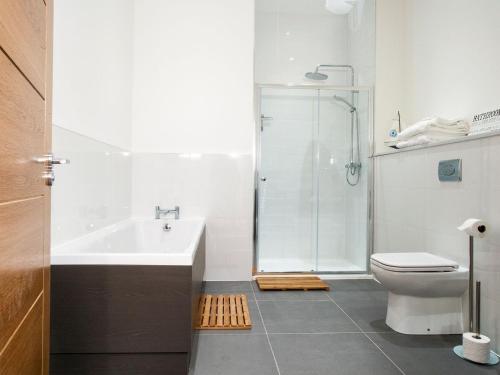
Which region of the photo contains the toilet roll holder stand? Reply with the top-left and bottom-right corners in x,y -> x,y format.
453,221 -> 499,365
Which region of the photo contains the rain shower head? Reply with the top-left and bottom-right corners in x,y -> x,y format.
305,64 -> 355,84
305,71 -> 329,80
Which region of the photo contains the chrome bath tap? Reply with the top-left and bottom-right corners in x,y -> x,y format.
155,205 -> 180,220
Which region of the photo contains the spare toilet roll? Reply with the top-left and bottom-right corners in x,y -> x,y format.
457,218 -> 487,238
463,332 -> 491,364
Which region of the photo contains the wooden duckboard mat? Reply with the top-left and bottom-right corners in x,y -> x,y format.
196,294 -> 252,330
256,276 -> 330,291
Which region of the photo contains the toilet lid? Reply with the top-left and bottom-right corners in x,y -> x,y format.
371,252 -> 459,272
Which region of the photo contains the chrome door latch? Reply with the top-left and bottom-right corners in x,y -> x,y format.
34,153 -> 70,186
260,114 -> 273,131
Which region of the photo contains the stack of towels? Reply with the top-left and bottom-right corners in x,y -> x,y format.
396,117 -> 470,148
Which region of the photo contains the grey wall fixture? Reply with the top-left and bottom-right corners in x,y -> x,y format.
438,159 -> 462,182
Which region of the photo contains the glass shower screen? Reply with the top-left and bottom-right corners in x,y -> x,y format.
256,87 -> 371,273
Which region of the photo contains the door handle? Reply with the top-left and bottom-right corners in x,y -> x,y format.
34,153 -> 70,186
51,157 -> 70,165
260,177 -> 267,182
34,154 -> 70,165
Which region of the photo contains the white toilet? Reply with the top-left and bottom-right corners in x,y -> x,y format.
370,252 -> 468,335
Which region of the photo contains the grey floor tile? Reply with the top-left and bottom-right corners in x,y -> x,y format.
192,334 -> 278,375
258,300 -> 360,333
326,279 -> 386,292
252,281 -> 330,301
368,332 -> 499,375
204,281 -> 254,295
330,290 -> 391,332
197,300 -> 265,335
269,333 -> 402,375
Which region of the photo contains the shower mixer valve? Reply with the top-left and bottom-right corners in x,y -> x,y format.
345,160 -> 362,174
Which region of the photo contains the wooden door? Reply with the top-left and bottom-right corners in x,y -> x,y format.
0,0 -> 53,374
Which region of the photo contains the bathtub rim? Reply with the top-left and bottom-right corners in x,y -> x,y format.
51,216 -> 206,266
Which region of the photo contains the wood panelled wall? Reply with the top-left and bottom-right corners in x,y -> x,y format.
0,0 -> 53,374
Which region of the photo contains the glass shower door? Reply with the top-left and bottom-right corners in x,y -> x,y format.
316,88 -> 370,273
256,86 -> 371,274
257,88 -> 318,272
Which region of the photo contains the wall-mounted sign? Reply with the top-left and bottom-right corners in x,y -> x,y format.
470,108 -> 500,135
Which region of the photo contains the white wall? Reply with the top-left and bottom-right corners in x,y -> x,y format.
255,0 -> 349,85
132,0 -> 255,154
131,0 -> 255,280
374,136 -> 500,353
53,0 -> 255,280
53,0 -> 133,150
52,0 -> 133,246
254,0 -> 374,273
347,0 -> 376,87
255,0 -> 375,86
52,127 -> 131,247
374,0 -> 406,154
132,153 -> 254,280
402,0 -> 500,124
374,0 -> 500,352
375,0 -> 500,153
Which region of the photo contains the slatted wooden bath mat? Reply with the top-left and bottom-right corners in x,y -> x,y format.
256,276 -> 330,291
196,294 -> 252,330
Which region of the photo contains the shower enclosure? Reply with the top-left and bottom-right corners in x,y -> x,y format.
255,85 -> 372,273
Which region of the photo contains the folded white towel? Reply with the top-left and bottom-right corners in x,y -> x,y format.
396,135 -> 432,148
397,117 -> 469,141
396,132 -> 467,148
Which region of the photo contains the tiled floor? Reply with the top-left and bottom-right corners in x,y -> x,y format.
191,279 -> 499,375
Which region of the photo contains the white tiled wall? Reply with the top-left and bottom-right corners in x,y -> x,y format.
374,135 -> 500,353
255,0 -> 375,86
255,1 -> 349,85
52,133 -> 254,280
129,0 -> 255,281
131,153 -> 254,280
52,0 -> 133,247
51,126 -> 132,247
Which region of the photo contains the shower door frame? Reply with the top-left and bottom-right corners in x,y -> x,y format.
253,84 -> 374,275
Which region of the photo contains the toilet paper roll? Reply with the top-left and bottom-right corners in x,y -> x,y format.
463,332 -> 491,364
457,218 -> 487,238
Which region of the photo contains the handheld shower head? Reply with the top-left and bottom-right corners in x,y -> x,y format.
332,95 -> 356,112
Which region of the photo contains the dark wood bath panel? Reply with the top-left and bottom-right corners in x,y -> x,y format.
50,229 -> 205,374
50,353 -> 189,375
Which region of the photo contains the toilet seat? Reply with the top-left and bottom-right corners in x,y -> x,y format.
371,252 -> 459,272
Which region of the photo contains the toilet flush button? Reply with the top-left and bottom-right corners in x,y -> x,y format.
438,159 -> 462,182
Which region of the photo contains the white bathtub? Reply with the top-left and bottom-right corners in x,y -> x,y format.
51,217 -> 205,266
